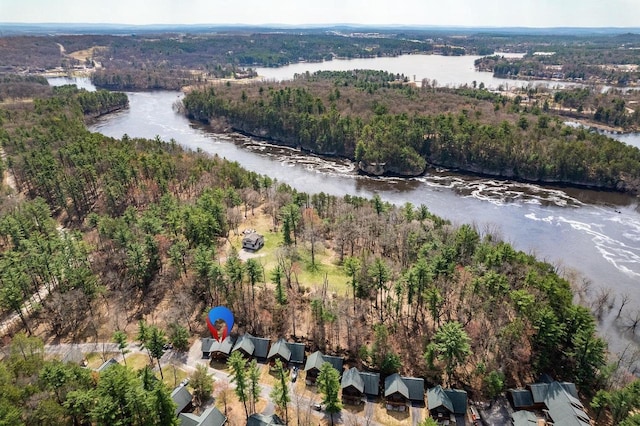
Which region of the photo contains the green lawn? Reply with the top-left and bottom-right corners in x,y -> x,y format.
230,224 -> 350,294
159,364 -> 190,389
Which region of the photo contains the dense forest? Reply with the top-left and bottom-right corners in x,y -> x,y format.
1,76 -> 639,424
182,70 -> 640,192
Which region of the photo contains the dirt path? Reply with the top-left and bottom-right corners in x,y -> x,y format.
1,147 -> 18,194
0,226 -> 65,337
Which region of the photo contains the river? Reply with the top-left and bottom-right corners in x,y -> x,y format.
49,60 -> 640,367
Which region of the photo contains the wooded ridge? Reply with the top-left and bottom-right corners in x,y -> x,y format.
182,70 -> 640,193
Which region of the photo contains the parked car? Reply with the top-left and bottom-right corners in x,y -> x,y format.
291,366 -> 298,382
312,403 -> 323,411
163,343 -> 173,350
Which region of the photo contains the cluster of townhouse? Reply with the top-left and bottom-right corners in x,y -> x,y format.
200,334 -> 471,424
200,334 -> 592,426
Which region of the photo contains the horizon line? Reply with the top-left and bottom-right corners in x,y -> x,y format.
1,22 -> 640,30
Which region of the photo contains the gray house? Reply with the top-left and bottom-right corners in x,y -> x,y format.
242,233 -> 264,251
303,350 -> 344,384
232,333 -> 270,360
341,367 -> 380,404
508,379 -> 590,426
427,385 -> 467,424
201,336 -> 234,360
179,406 -> 227,426
171,385 -> 193,416
384,373 -> 424,411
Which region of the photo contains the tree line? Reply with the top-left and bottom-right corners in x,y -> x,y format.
182,70 -> 640,192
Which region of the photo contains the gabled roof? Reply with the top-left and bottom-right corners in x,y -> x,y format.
96,358 -> 119,373
249,336 -> 270,359
511,410 -> 538,426
202,336 -> 234,354
246,413 -> 285,426
179,406 -> 227,426
304,351 -> 325,371
427,385 -> 454,413
404,377 -> 425,402
427,386 -> 466,415
384,373 -> 409,399
443,388 -> 467,414
267,338 -> 292,361
360,371 -> 380,396
304,350 -> 343,373
323,355 -> 344,373
544,381 -> 591,426
232,334 -> 256,356
508,389 -> 534,408
171,385 -> 193,416
242,233 -> 263,244
341,367 -> 365,393
285,342 -> 306,364
528,383 -> 548,404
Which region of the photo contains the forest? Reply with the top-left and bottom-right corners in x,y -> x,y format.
182,70 -> 640,192
0,76 -> 638,425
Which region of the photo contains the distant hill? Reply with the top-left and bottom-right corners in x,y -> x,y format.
0,22 -> 639,36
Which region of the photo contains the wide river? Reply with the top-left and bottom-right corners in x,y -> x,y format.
51,55 -> 640,366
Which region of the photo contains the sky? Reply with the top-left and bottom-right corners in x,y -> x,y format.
1,0 -> 639,28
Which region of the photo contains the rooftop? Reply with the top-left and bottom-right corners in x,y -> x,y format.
171,385 -> 193,416
267,338 -> 292,362
178,406 -> 227,426
341,367 -> 365,393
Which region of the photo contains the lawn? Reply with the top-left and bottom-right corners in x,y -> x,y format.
124,352 -> 151,370
85,351 -> 120,369
159,363 -> 190,389
229,209 -> 350,294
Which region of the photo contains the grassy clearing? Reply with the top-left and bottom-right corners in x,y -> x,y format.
159,364 -> 189,389
124,352 -> 151,370
229,210 -> 350,294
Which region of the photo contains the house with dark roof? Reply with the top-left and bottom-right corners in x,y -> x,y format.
231,334 -> 270,360
232,334 -> 256,358
246,413 -> 285,426
341,368 -> 381,404
250,335 -> 270,359
384,373 -> 424,411
242,233 -> 264,251
303,350 -> 344,385
96,357 -> 119,373
507,380 -> 591,426
178,406 -> 227,426
267,338 -> 292,366
341,367 -> 365,405
202,336 -> 235,360
507,389 -> 534,410
427,385 -> 467,425
286,341 -> 306,365
171,385 -> 194,416
361,371 -> 381,398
